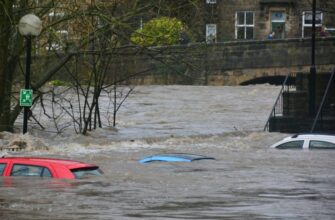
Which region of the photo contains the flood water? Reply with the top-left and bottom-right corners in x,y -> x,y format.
1,85 -> 335,219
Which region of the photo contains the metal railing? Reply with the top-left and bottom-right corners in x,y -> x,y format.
264,73 -> 295,131
310,68 -> 335,132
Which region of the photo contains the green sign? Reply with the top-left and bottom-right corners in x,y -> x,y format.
20,89 -> 33,107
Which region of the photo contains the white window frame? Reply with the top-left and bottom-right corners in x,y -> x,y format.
206,0 -> 217,4
47,10 -> 68,51
45,30 -> 68,51
48,11 -> 65,18
206,24 -> 217,43
302,11 -> 323,37
235,11 -> 255,40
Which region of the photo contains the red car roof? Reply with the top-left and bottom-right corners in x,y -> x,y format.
0,157 -> 98,170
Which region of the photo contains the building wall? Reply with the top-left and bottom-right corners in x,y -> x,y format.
203,0 -> 335,42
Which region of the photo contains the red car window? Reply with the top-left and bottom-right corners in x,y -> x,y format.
11,164 -> 52,177
0,163 -> 6,175
42,167 -> 52,177
71,167 -> 102,179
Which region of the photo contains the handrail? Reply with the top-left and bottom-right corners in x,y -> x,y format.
310,69 -> 335,132
263,73 -> 291,131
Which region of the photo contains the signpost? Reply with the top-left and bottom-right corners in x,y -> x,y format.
20,89 -> 33,107
20,88 -> 33,134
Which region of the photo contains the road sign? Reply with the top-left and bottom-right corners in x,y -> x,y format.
20,89 -> 33,107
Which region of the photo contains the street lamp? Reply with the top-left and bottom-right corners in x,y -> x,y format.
309,0 -> 316,117
18,14 -> 42,134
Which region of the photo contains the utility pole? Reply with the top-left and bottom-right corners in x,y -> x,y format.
309,0 -> 316,116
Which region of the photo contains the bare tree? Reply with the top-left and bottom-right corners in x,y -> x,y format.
1,0 -> 202,134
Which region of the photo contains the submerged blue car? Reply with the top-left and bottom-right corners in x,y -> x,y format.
139,153 -> 215,163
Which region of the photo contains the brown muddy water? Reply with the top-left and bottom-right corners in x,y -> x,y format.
1,85 -> 335,219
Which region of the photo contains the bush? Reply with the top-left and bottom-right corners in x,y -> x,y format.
131,17 -> 189,46
48,79 -> 70,86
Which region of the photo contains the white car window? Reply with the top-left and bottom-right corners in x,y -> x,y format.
309,140 -> 335,149
276,140 -> 304,149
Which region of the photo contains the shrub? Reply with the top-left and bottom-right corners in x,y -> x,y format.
131,17 -> 189,46
48,79 -> 70,86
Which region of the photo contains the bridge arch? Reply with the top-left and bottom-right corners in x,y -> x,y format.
239,75 -> 296,85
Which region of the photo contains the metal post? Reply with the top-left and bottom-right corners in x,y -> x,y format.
23,36 -> 31,134
309,0 -> 316,117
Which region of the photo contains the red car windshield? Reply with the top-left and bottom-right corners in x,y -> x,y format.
70,167 -> 102,179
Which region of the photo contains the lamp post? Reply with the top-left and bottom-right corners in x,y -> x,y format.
309,0 -> 316,117
18,14 -> 42,134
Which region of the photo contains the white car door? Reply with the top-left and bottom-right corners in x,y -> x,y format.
303,139 -> 310,149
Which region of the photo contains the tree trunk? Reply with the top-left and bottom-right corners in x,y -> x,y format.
0,1 -> 13,132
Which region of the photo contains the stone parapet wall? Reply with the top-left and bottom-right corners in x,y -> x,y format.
43,37 -> 335,86
116,37 -> 335,85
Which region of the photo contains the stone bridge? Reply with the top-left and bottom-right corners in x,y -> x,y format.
50,37 -> 335,86
206,37 -> 335,85
110,37 -> 335,86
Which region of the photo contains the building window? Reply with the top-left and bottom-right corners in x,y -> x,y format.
206,24 -> 217,43
271,11 -> 286,39
235,11 -> 254,40
45,30 -> 68,51
206,0 -> 217,4
302,11 -> 323,37
46,10 -> 68,51
303,11 -> 323,26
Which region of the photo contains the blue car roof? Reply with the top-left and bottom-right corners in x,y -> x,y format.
139,153 -> 215,163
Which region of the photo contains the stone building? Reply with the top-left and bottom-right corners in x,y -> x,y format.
202,0 -> 335,42
39,0 -> 335,49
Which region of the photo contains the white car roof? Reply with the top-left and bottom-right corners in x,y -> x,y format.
271,134 -> 335,148
288,134 -> 335,141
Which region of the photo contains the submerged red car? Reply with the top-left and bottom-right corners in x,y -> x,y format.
0,157 -> 102,179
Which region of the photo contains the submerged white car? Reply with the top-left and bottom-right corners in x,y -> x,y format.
270,134 -> 335,150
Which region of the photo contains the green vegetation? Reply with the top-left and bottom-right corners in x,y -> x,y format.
48,80 -> 70,87
131,17 -> 189,46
